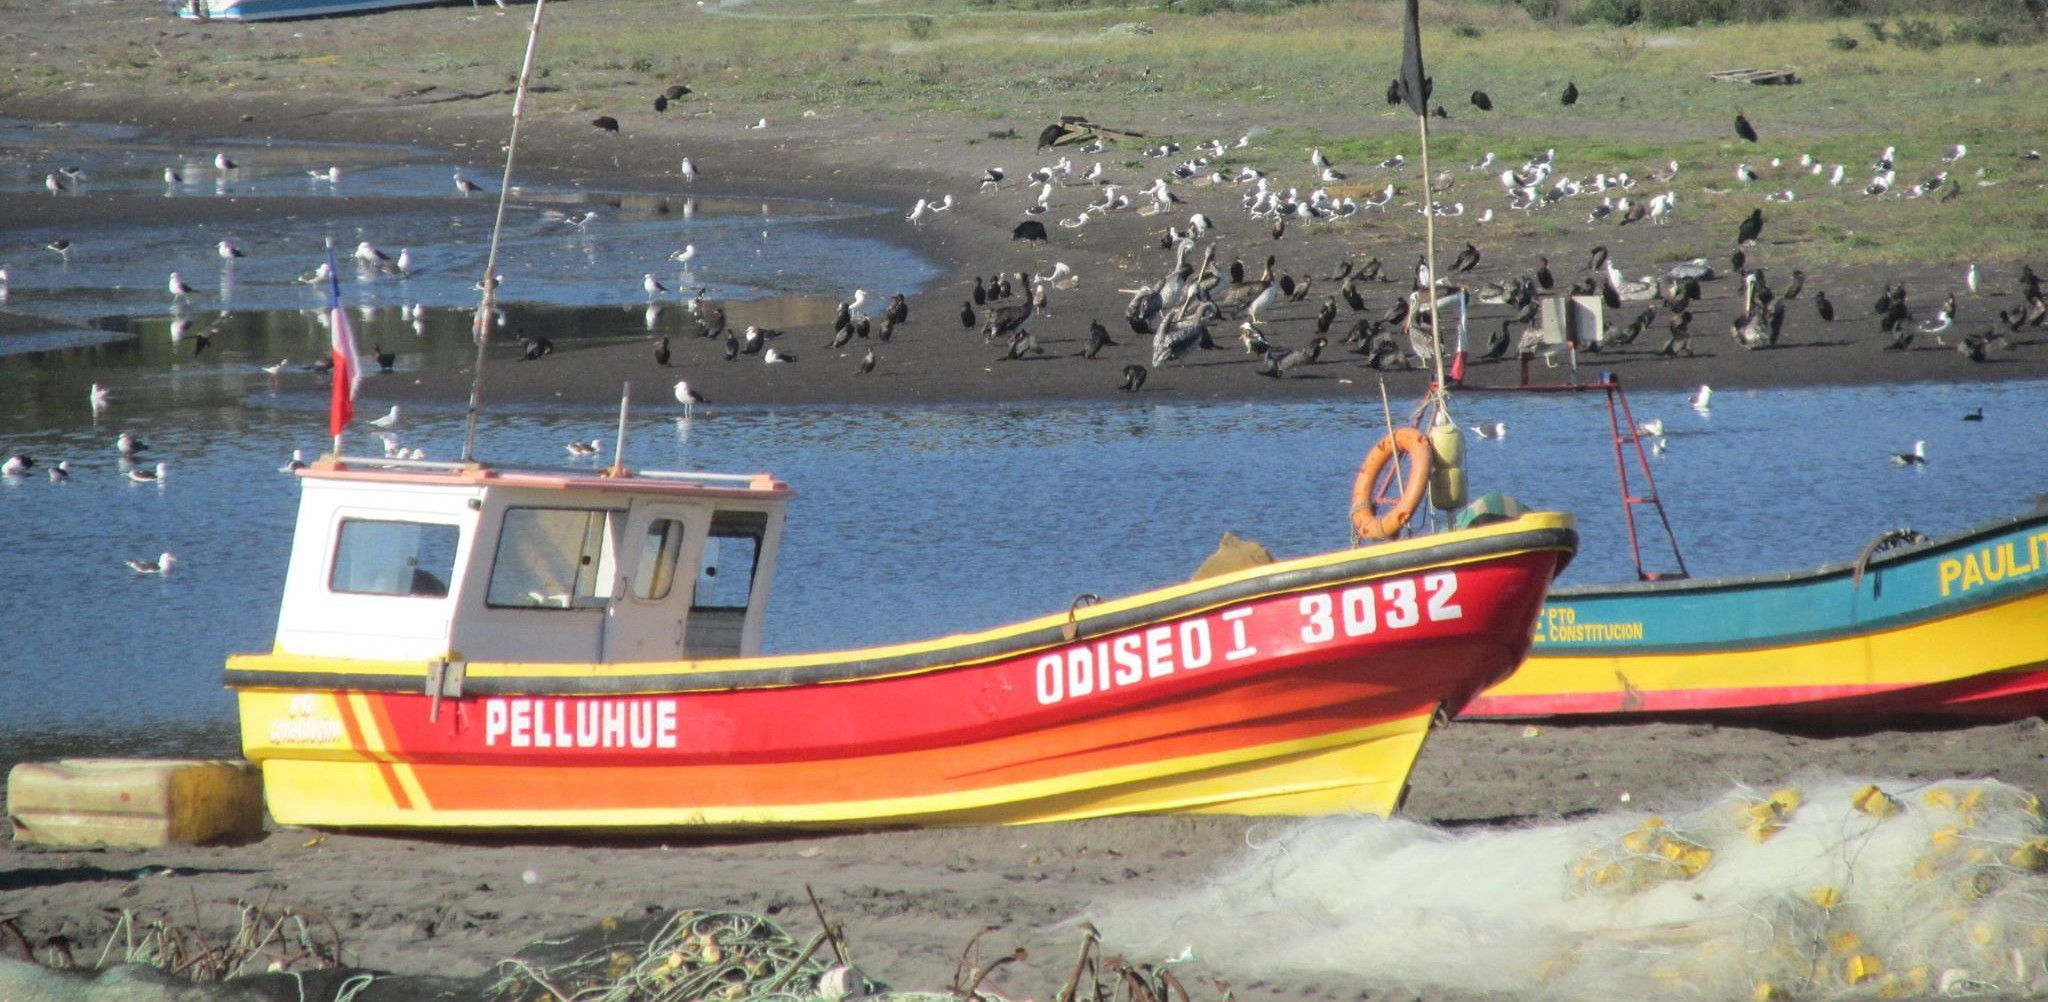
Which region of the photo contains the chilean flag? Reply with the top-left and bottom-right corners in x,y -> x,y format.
325,247 -> 362,438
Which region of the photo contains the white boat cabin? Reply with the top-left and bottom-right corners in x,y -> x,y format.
273,458 -> 790,664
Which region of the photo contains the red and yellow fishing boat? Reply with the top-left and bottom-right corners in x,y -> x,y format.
225,454 -> 1574,830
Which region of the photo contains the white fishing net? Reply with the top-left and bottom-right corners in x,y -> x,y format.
1093,778 -> 2048,1000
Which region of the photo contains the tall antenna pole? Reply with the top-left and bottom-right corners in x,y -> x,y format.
1417,113 -> 1447,399
462,0 -> 550,462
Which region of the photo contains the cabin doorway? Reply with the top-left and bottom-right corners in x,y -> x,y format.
604,502 -> 700,662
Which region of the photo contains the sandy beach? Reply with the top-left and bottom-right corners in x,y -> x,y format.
5,1 -> 2048,998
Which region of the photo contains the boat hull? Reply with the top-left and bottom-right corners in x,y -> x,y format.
1466,509 -> 2048,720
229,514 -> 1575,830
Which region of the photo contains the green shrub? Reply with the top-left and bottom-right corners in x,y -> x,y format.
1892,16 -> 1946,48
1519,0 -> 1563,18
905,14 -> 936,39
1949,16 -> 2007,42
1827,30 -> 1859,47
1579,0 -> 1643,25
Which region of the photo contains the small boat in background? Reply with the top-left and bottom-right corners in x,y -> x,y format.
1461,376 -> 2048,721
227,456 -> 1575,830
1467,506 -> 2048,720
172,0 -> 440,23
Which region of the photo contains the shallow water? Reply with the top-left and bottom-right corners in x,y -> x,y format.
0,116 -> 936,351
2,363 -> 2044,749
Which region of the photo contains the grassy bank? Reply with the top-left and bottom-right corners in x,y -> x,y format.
5,0 -> 2043,264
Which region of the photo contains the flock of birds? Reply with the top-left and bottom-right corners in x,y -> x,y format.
7,73 -> 2042,580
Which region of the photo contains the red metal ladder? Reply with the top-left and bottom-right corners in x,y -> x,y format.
1600,380 -> 1688,581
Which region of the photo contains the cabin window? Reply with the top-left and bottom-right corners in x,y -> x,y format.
631,518 -> 687,601
330,519 -> 459,598
693,511 -> 766,610
486,508 -> 621,609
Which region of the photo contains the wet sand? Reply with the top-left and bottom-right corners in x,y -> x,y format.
4,87 -> 2044,410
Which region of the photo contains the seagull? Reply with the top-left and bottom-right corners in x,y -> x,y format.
217,239 -> 245,261
214,153 -> 238,172
45,172 -> 67,195
367,405 -> 401,429
565,439 -> 602,457
163,167 -> 183,186
306,166 -> 340,183
279,449 -> 307,472
679,157 -> 698,183
1470,422 -> 1507,440
454,172 -> 484,196
167,272 -> 196,300
763,346 -> 795,363
644,274 -> 669,300
89,383 -> 110,412
745,118 -> 768,130
46,239 -> 72,261
1,454 -> 30,477
117,430 -> 147,456
1966,263 -> 1979,294
673,380 -> 705,417
1636,418 -> 1664,438
126,553 -> 177,576
906,198 -> 932,226
1690,384 -> 1713,414
1890,440 -> 1928,466
128,462 -> 168,484
979,167 -> 1006,191
48,460 -> 70,483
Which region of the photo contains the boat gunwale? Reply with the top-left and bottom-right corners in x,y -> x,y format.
225,517 -> 1576,696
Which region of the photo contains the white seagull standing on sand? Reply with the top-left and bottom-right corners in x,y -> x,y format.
679,157 -> 698,183
367,405 -> 401,429
906,199 -> 933,226
763,347 -> 794,364
127,552 -> 177,576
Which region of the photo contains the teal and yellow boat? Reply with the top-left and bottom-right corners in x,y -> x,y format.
1455,375 -> 2048,721
1465,507 -> 2048,719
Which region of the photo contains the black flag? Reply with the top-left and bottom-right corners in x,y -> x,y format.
1398,0 -> 1428,117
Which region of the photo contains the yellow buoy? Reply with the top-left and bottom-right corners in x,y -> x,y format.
1852,784 -> 1901,818
1427,416 -> 1466,511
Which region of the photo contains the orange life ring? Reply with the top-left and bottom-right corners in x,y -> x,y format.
1351,427 -> 1433,540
